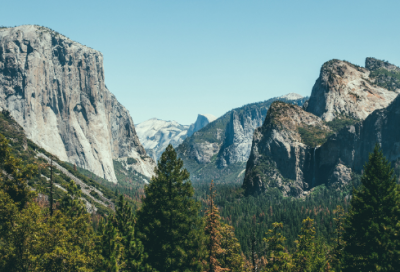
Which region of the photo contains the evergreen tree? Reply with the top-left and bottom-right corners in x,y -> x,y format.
136,144 -> 203,272
204,180 -> 228,272
0,134 -> 37,209
60,179 -> 86,218
113,195 -> 153,272
292,217 -> 315,272
342,144 -> 400,271
219,223 -> 244,272
263,222 -> 292,271
98,217 -> 124,272
329,205 -> 345,271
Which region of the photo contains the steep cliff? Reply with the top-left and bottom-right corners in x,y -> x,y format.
187,114 -> 217,137
306,59 -> 398,121
316,93 -> 400,189
243,58 -> 400,196
176,94 -> 308,184
0,25 -> 155,183
242,102 -> 331,196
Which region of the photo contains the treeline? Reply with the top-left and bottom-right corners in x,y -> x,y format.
1,140 -> 400,271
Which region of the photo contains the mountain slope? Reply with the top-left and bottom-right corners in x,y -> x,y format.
243,58 -> 400,196
306,59 -> 398,121
176,94 -> 308,184
136,114 -> 216,161
0,25 -> 155,182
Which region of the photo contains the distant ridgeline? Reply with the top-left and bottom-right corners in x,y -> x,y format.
176,94 -> 308,185
243,57 -> 400,197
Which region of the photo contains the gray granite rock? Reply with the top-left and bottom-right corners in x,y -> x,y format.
306,59 -> 398,121
242,101 -> 331,197
0,25 -> 155,183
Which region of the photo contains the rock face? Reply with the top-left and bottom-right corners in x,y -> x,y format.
177,94 -> 308,184
243,58 -> 400,196
136,114 -> 216,161
366,57 -> 400,92
0,25 -> 155,183
187,114 -> 216,137
306,59 -> 398,121
136,118 -> 189,161
316,94 -> 400,188
243,102 -> 331,196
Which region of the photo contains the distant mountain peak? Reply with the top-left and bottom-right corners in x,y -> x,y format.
279,93 -> 304,100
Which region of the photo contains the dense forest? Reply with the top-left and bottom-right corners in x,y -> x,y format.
1,130 -> 400,271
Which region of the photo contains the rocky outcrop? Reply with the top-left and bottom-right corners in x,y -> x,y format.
217,107 -> 267,167
177,94 -> 308,184
366,57 -> 400,92
242,102 -> 331,196
187,114 -> 217,137
243,58 -> 400,196
136,114 -> 216,161
0,25 -> 155,183
306,59 -> 398,121
316,93 -> 400,187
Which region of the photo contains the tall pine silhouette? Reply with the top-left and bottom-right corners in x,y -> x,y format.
136,144 -> 203,272
342,144 -> 400,271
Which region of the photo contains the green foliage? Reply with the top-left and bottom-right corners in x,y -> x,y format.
325,116 -> 359,132
113,195 -> 154,271
292,218 -> 316,271
98,217 -> 124,271
298,125 -> 331,148
127,157 -> 137,165
369,67 -> 400,91
136,145 -> 203,272
342,144 -> 400,271
263,222 -> 292,271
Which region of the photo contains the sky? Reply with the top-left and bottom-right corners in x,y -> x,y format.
2,0 -> 400,125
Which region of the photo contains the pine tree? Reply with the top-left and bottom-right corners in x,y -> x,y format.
292,217 -> 315,272
98,217 -> 124,272
136,144 -> 203,272
342,144 -> 400,271
0,134 -> 37,209
329,205 -> 345,271
114,195 -> 154,272
60,179 -> 86,218
220,223 -> 244,272
204,180 -> 228,272
263,222 -> 292,271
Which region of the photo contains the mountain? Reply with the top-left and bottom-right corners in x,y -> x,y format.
0,25 -> 155,183
306,59 -> 398,121
136,114 -> 216,161
243,58 -> 400,196
176,93 -> 308,184
187,114 -> 217,137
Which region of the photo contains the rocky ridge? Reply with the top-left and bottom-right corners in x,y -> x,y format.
136,114 -> 216,161
177,94 -> 308,184
243,102 -> 331,196
243,58 -> 400,196
306,59 -> 398,121
0,25 -> 155,183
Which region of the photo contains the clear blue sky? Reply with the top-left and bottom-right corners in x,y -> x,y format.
2,0 -> 400,125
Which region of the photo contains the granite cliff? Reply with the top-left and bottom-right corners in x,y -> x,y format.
243,58 -> 400,196
306,59 -> 398,121
136,114 -> 216,161
0,25 -> 155,183
242,102 -> 331,196
176,94 -> 308,184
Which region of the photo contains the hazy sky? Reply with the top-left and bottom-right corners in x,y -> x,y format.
2,0 -> 400,124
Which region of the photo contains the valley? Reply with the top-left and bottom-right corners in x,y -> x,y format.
1,24 -> 400,271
